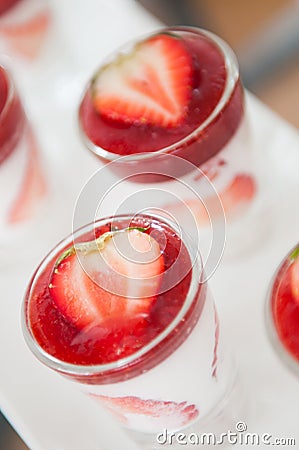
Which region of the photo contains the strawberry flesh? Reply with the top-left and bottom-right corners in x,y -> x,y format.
49,229 -> 164,331
0,10 -> 51,59
29,219 -> 193,366
80,29 -> 229,156
92,394 -> 199,429
91,33 -> 193,127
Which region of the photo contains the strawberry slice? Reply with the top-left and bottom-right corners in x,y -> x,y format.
291,248 -> 299,303
91,394 -> 199,429
91,33 -> 193,127
49,228 -> 164,330
220,173 -> 256,215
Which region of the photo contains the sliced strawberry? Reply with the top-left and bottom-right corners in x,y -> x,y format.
91,33 -> 193,127
0,9 -> 51,59
7,126 -> 47,224
91,394 -> 199,429
291,249 -> 299,303
220,173 -> 256,215
49,229 -> 164,330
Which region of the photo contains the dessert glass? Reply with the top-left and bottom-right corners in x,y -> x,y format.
265,243 -> 299,377
0,0 -> 51,62
0,65 -> 47,260
22,213 -> 236,448
78,26 -> 260,250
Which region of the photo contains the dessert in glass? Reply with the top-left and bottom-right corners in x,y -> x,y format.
78,27 -> 258,241
0,65 -> 47,256
22,213 -> 235,447
266,244 -> 299,376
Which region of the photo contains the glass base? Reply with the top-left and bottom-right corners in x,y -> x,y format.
124,367 -> 246,449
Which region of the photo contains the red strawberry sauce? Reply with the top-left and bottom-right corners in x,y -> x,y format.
0,0 -> 21,15
27,217 -> 204,379
79,28 -> 243,169
0,68 -> 8,114
271,257 -> 299,362
0,66 -> 25,165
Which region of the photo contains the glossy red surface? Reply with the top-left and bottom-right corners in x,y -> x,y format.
272,259 -> 299,362
0,66 -> 25,165
28,218 -> 198,371
79,29 -> 244,175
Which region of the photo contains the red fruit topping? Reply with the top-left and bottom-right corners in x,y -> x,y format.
273,255 -> 299,362
92,394 -> 199,428
91,33 -> 193,127
0,66 -> 8,114
219,173 -> 256,215
49,229 -> 164,330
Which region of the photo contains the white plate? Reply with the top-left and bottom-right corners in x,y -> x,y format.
1,1 -> 299,449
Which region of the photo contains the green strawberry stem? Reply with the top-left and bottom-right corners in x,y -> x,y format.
290,246 -> 299,261
54,226 -> 149,269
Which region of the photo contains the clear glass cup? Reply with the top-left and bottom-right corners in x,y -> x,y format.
0,0 -> 83,106
0,65 -> 47,260
78,26 -> 260,252
265,243 -> 299,377
22,213 -> 237,448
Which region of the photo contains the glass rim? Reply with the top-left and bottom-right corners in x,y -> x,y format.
22,213 -> 204,377
78,25 -> 240,163
265,243 -> 299,378
0,65 -> 16,126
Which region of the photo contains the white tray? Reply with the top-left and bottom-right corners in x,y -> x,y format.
1,1 -> 299,449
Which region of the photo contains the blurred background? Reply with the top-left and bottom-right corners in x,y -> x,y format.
1,0 -> 298,449
140,0 -> 299,128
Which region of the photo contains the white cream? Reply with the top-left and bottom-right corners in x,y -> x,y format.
79,290 -> 232,435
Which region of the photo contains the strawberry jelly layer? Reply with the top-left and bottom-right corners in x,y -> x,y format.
0,67 -> 8,113
28,218 -> 200,376
0,0 -> 21,15
0,67 -> 25,165
79,29 -> 244,166
272,259 -> 299,362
